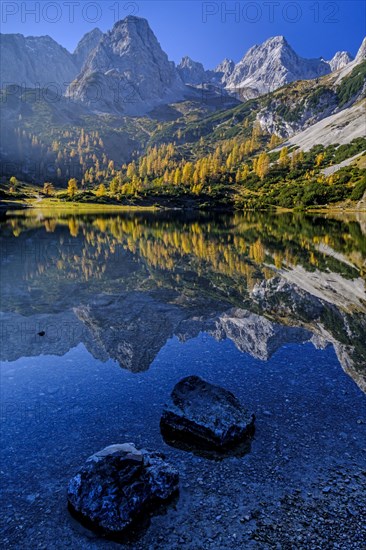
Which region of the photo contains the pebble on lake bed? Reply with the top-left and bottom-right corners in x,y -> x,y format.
67,443 -> 179,535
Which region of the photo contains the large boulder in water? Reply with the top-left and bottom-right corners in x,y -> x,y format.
160,376 -> 255,452
67,443 -> 179,534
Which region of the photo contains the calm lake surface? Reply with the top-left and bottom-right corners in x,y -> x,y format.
1,209 -> 366,549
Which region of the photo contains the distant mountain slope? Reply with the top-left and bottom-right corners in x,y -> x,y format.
0,33 -> 79,91
151,55 -> 366,152
254,47 -> 366,139
0,28 -> 103,91
281,99 -> 366,151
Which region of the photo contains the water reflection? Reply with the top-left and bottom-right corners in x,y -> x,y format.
1,209 -> 365,390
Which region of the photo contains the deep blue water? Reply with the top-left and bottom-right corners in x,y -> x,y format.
1,210 -> 365,549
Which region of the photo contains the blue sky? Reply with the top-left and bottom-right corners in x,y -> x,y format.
1,1 -> 365,68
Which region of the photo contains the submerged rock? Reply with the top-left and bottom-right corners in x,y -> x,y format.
160,376 -> 255,452
67,443 -> 179,534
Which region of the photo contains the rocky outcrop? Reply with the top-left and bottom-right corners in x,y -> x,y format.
328,51 -> 353,71
357,191 -> 366,211
331,37 -> 366,88
73,28 -> 103,70
177,56 -> 210,85
68,443 -> 179,534
160,376 -> 255,451
67,16 -> 186,115
355,37 -> 366,63
215,58 -> 235,84
177,57 -> 236,88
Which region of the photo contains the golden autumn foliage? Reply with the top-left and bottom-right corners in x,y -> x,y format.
67,178 -> 78,197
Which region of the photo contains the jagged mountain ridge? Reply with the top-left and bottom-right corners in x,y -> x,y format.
1,17 -> 363,109
0,33 -> 79,91
176,36 -> 358,97
0,17 -> 364,180
227,36 -> 330,96
177,56 -> 209,85
0,27 -> 104,91
215,58 -> 235,83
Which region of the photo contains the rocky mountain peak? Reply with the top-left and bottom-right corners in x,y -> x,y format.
114,14 -> 147,27
264,35 -> 288,47
328,51 -> 353,71
215,58 -> 235,83
226,35 -> 330,96
355,36 -> 366,63
107,15 -> 158,50
179,56 -> 203,68
66,15 -> 185,115
177,56 -> 207,85
216,58 -> 235,71
73,27 -> 103,69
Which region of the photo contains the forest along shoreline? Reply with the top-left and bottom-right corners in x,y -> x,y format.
0,190 -> 366,214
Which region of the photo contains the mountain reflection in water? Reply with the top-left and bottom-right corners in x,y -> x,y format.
1,209 -> 365,391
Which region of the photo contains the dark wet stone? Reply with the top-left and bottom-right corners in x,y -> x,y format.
160,376 -> 255,452
67,443 -> 179,535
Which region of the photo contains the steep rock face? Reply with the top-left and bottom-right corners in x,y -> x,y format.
355,36 -> 366,63
177,56 -> 209,85
255,37 -> 366,141
0,33 -> 78,90
215,58 -> 235,84
67,16 -> 185,115
280,100 -> 366,151
331,36 -> 365,85
328,51 -> 353,71
73,28 -> 103,70
226,36 -> 330,96
177,57 -> 237,88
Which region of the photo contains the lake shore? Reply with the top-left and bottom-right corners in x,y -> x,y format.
1,196 -> 365,215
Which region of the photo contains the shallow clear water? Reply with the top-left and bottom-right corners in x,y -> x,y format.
1,210 -> 365,549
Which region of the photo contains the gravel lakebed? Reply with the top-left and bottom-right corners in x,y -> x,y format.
1,336 -> 365,549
